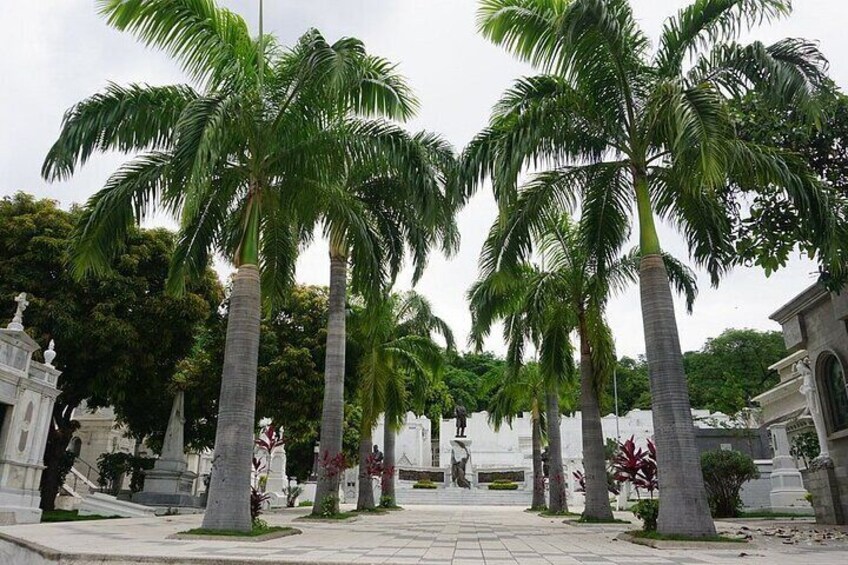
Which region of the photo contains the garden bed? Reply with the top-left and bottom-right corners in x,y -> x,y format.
170,525 -> 300,542
618,530 -> 747,549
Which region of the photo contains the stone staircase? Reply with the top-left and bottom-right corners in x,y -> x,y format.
395,487 -> 530,506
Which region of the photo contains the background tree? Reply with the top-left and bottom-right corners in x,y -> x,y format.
44,0 -> 418,531
487,362 -> 548,509
0,193 -> 218,511
684,329 -> 786,415
314,130 -> 458,515
470,0 -> 834,536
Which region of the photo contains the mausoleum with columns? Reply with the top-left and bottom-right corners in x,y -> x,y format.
762,283 -> 848,524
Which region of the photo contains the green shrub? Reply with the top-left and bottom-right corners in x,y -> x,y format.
632,499 -> 659,531
701,450 -> 759,518
488,480 -> 518,490
379,494 -> 396,507
413,479 -> 438,489
319,494 -> 339,517
298,500 -> 313,507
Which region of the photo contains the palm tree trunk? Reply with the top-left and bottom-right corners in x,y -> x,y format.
382,420 -> 396,505
640,254 -> 716,536
634,176 -> 715,537
531,412 -> 546,510
545,387 -> 567,513
202,264 -> 261,532
578,318 -> 614,520
356,426 -> 374,511
313,251 -> 347,516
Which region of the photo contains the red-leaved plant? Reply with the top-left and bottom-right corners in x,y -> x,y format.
612,436 -> 658,499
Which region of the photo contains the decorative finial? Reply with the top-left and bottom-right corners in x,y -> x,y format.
44,340 -> 56,367
7,292 -> 29,331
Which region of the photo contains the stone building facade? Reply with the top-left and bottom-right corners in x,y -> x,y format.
0,299 -> 61,524
770,283 -> 848,524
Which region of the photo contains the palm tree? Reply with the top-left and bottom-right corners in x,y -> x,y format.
481,212 -> 697,519
43,0 -> 415,532
486,362 -> 548,510
468,0 -> 834,536
469,265 -> 575,513
313,132 -> 458,514
348,291 -> 454,509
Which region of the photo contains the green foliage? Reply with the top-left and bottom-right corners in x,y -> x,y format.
602,357 -> 652,414
632,499 -> 660,532
41,510 -> 119,522
57,451 -> 77,492
179,525 -> 296,538
790,431 -> 820,468
631,530 -> 745,543
96,453 -> 155,494
684,329 -> 787,415
320,494 -> 340,517
701,449 -> 760,518
379,494 -> 396,508
488,480 -> 519,490
298,500 -> 314,507
731,91 -> 848,281
412,480 -> 438,489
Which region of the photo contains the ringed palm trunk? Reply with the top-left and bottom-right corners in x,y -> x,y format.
531,410 -> 546,510
313,248 -> 348,515
202,265 -> 261,532
578,316 -> 614,521
356,424 -> 375,511
545,387 -> 567,513
635,177 -> 716,537
381,420 -> 396,505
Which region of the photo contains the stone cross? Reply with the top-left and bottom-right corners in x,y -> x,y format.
796,357 -> 831,460
7,292 -> 29,331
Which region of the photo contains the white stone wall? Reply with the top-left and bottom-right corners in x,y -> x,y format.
372,412 -> 432,467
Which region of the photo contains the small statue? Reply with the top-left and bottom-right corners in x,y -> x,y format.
7,292 -> 29,331
372,444 -> 384,464
454,404 -> 467,438
44,339 -> 57,367
796,357 -> 831,461
541,446 -> 550,478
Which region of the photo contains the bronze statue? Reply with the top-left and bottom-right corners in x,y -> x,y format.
454,404 -> 467,438
541,447 -> 550,478
372,444 -> 384,464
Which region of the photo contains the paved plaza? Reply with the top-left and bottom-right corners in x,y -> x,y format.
1,505 -> 847,564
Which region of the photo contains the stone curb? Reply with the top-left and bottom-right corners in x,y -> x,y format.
167,527 -> 301,542
0,530 -> 362,565
616,531 -> 750,550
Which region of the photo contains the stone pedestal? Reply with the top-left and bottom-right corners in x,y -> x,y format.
768,423 -> 810,513
804,461 -> 846,525
133,391 -> 200,508
449,438 -> 472,489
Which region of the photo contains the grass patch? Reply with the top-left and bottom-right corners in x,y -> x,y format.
297,511 -> 357,521
577,516 -> 630,524
297,500 -> 313,507
179,525 -> 296,538
379,504 -> 404,511
538,509 -> 580,517
737,510 -> 811,519
353,507 -> 387,514
41,510 -> 119,523
632,530 -> 745,543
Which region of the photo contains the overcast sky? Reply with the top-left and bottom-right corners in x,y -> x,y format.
2,0 -> 846,358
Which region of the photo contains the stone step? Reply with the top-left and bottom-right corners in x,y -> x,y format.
395,488 -> 530,506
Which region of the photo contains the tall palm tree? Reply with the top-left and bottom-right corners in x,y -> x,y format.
348,291 -> 454,509
313,132 -> 458,514
467,0 -> 834,536
469,265 -> 575,513
481,212 -> 697,519
42,0 -> 415,532
486,362 -> 548,510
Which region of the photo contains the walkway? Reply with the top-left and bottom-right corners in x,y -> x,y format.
1,505 -> 846,564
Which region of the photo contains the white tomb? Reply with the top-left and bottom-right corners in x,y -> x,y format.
0,294 -> 62,524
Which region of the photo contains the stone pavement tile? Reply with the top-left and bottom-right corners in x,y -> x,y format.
455,549 -> 485,559
483,559 -> 519,565
481,549 -> 511,559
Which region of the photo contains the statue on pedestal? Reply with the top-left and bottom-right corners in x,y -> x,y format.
454,404 -> 467,438
7,292 -> 28,331
796,357 -> 831,462
372,444 -> 384,465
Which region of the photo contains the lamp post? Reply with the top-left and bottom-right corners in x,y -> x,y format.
613,368 -> 620,441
